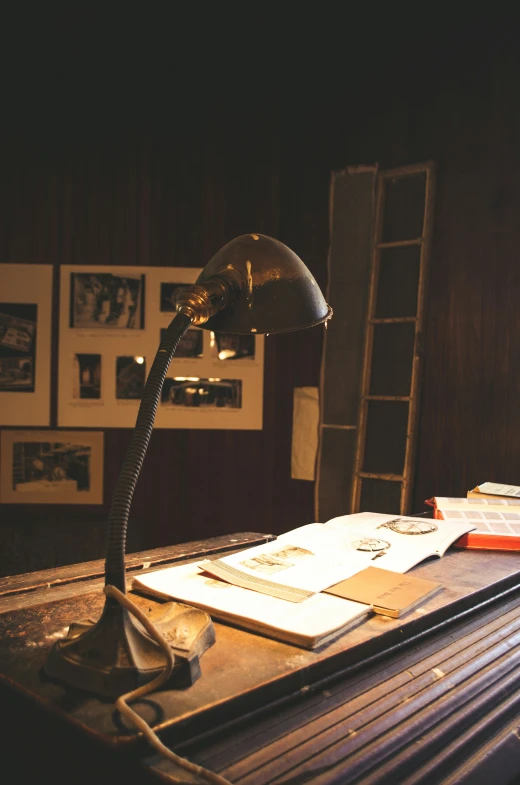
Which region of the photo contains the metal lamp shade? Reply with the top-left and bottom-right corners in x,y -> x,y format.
195,234 -> 332,334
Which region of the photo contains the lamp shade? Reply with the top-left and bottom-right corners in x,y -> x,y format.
195,233 -> 332,334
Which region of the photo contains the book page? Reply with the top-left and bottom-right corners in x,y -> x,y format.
132,561 -> 370,647
323,513 -> 475,573
200,513 -> 474,597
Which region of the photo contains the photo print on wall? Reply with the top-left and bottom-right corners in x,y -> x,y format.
161,377 -> 242,409
0,304 -> 37,392
211,332 -> 256,361
73,354 -> 102,399
116,356 -> 146,399
160,327 -> 204,359
0,264 -> 53,426
70,272 -> 145,329
160,282 -> 191,312
0,430 -> 104,504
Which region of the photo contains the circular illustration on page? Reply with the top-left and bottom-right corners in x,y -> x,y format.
378,518 -> 438,535
352,537 -> 390,552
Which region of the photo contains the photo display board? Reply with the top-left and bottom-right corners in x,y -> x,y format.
0,264 -> 53,426
58,266 -> 264,429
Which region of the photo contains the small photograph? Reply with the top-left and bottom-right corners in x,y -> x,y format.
116,356 -> 146,399
11,441 -> 92,492
161,377 -> 242,409
378,518 -> 438,535
70,272 -> 144,329
0,430 -> 104,504
211,332 -> 255,361
73,354 -> 102,399
160,327 -> 204,358
0,303 -> 37,392
240,554 -> 291,575
352,537 -> 391,553
160,282 -> 191,312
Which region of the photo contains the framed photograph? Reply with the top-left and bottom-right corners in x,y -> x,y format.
0,265 -> 53,426
0,304 -> 37,392
0,430 -> 104,504
116,356 -> 146,399
70,272 -> 144,329
211,332 -> 256,361
161,377 -> 242,409
160,327 -> 204,359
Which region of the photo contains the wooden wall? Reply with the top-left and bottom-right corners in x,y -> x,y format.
0,16 -> 517,574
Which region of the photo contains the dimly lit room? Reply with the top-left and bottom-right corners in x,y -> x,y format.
1,8 -> 519,784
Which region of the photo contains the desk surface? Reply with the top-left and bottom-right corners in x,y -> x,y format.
1,533 -> 520,784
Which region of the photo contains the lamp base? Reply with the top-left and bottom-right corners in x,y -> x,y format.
45,597 -> 215,698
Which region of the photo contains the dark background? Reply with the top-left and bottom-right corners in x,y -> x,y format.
0,9 -> 518,574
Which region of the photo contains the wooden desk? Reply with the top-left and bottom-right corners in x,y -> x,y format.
1,533 -> 520,784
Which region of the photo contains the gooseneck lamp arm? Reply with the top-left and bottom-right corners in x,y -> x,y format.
106,275 -> 236,593
45,234 -> 332,699
105,312 -> 192,591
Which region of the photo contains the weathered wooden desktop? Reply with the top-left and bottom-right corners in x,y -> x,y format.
1,532 -> 520,785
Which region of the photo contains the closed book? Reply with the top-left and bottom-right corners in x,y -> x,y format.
324,566 -> 442,618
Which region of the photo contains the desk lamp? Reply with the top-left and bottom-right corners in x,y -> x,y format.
45,233 -> 332,698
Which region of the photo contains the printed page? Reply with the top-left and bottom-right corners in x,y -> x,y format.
200,513 -> 475,597
322,513 -> 475,574
133,561 -> 370,646
200,523 -> 372,596
476,482 -> 520,499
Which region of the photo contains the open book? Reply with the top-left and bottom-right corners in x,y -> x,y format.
196,512 -> 474,600
133,512 -> 472,648
428,496 -> 520,550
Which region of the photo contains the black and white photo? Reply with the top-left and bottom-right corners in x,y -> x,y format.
73,354 -> 102,399
161,327 -> 204,358
160,282 -> 191,312
212,332 -> 255,361
161,377 -> 242,409
116,356 -> 146,399
12,441 -> 91,492
0,304 -> 37,392
70,273 -> 144,329
0,430 -> 104,504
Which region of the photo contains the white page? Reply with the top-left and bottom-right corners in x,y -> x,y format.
323,513 -> 475,574
133,561 -> 370,645
201,513 -> 475,595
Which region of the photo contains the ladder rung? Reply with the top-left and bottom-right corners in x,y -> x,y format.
369,317 -> 417,324
358,472 -> 404,481
363,395 -> 411,402
376,238 -> 423,249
